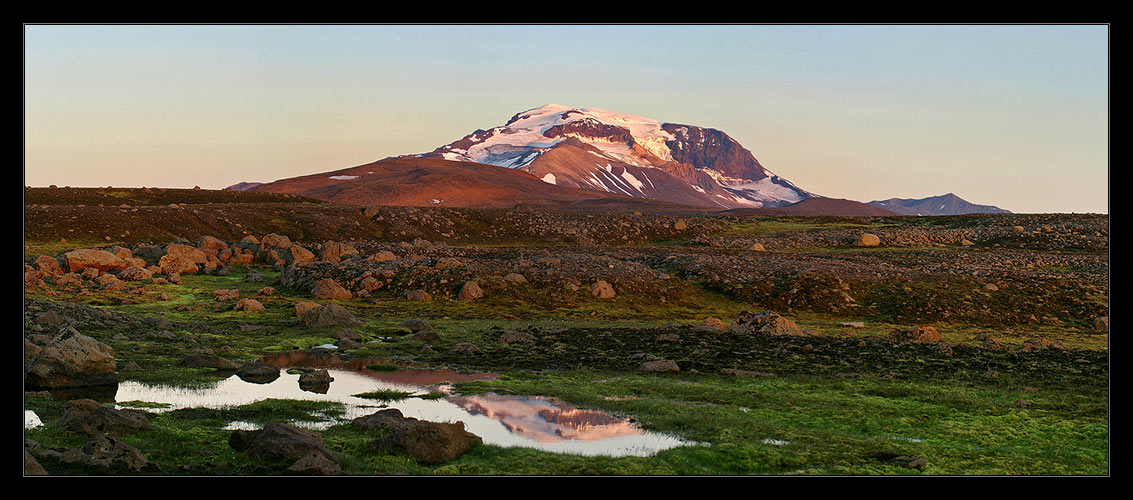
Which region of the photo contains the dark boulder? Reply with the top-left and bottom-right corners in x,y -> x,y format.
57,398 -> 154,437
235,362 -> 281,384
229,422 -> 340,469
301,303 -> 364,329
355,409 -> 482,465
26,327 -> 118,389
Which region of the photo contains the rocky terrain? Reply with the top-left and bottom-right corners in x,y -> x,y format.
23,188 -> 1109,476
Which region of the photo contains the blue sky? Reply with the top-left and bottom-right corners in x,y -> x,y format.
24,25 -> 1108,213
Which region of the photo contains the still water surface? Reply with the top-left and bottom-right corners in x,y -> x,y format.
103,353 -> 698,457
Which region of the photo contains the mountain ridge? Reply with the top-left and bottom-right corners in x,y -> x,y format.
236,104 -> 1010,216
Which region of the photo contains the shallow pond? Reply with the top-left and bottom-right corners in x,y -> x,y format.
96,353 -> 699,457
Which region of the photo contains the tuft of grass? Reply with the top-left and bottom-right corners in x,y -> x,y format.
117,401 -> 172,409
352,390 -> 415,402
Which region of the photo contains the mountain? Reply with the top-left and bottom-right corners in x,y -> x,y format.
248,156 -> 706,213
416,104 -> 810,209
223,182 -> 264,191
719,197 -> 900,217
867,193 -> 1010,216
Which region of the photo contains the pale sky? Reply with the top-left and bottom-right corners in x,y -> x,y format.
24,25 -> 1108,213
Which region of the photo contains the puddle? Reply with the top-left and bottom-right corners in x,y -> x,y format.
102,352 -> 700,457
25,410 -> 43,429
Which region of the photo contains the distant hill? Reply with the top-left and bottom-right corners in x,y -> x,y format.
224,182 -> 264,191
867,193 -> 1010,216
248,156 -> 707,213
717,197 -> 899,216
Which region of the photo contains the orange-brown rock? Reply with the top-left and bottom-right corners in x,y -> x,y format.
312,278 -> 352,301
62,249 -> 128,273
889,327 -> 942,343
320,241 -> 358,264
34,255 -> 64,274
295,301 -> 321,317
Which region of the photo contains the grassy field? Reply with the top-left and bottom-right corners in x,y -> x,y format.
23,207 -> 1109,476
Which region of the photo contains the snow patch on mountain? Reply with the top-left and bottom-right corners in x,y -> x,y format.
620,169 -> 645,192
724,175 -> 807,205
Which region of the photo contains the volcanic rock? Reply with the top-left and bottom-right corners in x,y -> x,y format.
284,450 -> 341,475
26,328 -> 118,389
889,327 -> 943,343
640,359 -> 680,372
701,317 -> 727,332
34,255 -> 63,274
235,362 -> 281,384
229,422 -> 338,466
458,281 -> 484,300
234,298 -> 266,312
62,249 -> 128,273
369,251 -> 397,262
213,289 -> 240,302
294,301 -> 321,317
498,331 -> 535,345
117,265 -> 153,281
301,303 -> 364,329
360,409 -> 482,465
590,280 -> 616,298
320,241 -> 358,264
57,398 -> 154,437
298,369 -> 334,386
856,233 -> 881,247
312,278 -> 352,301
730,310 -> 804,336
449,343 -> 482,355
1094,316 -> 1109,332
398,319 -> 433,333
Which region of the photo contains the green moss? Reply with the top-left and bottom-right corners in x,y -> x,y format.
448,369 -> 1108,475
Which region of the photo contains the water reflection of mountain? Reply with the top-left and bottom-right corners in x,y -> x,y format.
447,394 -> 646,443
537,408 -> 622,428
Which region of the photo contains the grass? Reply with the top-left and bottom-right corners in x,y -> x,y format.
724,219 -> 877,237
444,370 -> 1108,475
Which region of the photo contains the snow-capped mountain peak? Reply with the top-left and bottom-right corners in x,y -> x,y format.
419,104 -> 810,209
